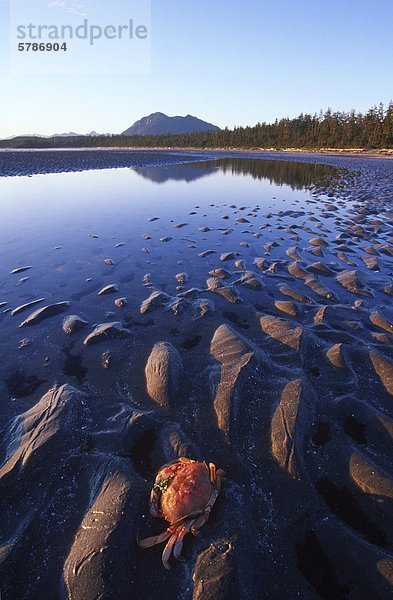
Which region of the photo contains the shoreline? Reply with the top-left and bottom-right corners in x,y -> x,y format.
0,146 -> 392,159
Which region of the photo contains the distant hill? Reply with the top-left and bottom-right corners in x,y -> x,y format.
4,131 -> 108,140
122,112 -> 220,136
51,131 -> 109,137
52,132 -> 80,137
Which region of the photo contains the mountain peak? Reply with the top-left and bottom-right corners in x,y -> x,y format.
122,113 -> 220,136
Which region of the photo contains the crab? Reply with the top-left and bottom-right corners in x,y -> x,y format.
138,457 -> 223,569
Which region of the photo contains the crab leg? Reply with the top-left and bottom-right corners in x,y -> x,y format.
138,524 -> 177,548
191,509 -> 211,535
162,529 -> 179,570
208,462 -> 217,483
173,519 -> 195,561
208,462 -> 224,490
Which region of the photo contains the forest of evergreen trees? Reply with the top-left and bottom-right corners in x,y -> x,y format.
2,102 -> 393,149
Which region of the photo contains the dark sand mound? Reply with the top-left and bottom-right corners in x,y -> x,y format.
83,322 -> 129,345
326,342 -> 346,368
337,270 -> 373,297
0,384 -> 86,480
145,341 -> 183,406
63,462 -> 137,600
19,301 -> 70,327
206,278 -> 242,304
260,315 -> 302,351
270,378 -> 314,479
370,351 -> 393,395
210,324 -> 255,441
140,290 -> 171,314
63,314 -> 89,334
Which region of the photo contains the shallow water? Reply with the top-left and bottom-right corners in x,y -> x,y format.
0,152 -> 393,599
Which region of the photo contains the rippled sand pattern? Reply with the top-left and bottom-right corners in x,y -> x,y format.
0,151 -> 393,599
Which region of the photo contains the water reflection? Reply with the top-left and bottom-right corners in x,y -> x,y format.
134,158 -> 338,189
132,162 -> 216,184
211,158 -> 338,189
0,151 -> 339,189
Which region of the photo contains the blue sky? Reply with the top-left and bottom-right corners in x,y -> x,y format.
0,0 -> 392,137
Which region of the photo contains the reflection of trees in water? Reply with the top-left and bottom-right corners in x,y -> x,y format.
212,158 -> 338,189
135,158 -> 338,188
133,162 -> 216,184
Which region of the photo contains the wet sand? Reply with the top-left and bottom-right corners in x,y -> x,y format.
0,152 -> 393,599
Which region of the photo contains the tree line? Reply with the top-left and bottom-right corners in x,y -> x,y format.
2,102 -> 393,149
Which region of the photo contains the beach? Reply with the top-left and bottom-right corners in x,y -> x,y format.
0,150 -> 392,599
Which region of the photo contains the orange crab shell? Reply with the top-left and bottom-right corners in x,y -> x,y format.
151,459 -> 217,522
138,457 -> 223,569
